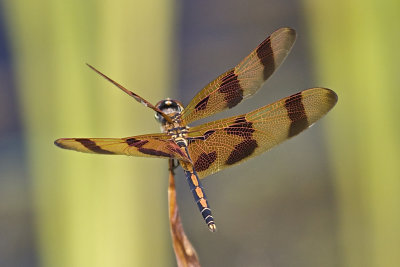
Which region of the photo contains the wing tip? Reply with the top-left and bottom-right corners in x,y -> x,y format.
303,88 -> 338,116
266,27 -> 297,67
86,63 -> 97,73
307,87 -> 338,103
274,27 -> 297,42
279,27 -> 296,35
54,138 -> 69,149
320,88 -> 338,107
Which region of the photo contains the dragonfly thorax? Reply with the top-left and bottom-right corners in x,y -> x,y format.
154,99 -> 184,126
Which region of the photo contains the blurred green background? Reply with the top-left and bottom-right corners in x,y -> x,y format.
0,0 -> 399,266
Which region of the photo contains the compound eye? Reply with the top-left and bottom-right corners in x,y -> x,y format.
154,112 -> 165,124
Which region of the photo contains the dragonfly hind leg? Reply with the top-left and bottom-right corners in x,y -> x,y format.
168,159 -> 180,174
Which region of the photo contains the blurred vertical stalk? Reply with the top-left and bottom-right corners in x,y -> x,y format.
168,160 -> 200,267
3,0 -> 176,266
303,1 -> 400,267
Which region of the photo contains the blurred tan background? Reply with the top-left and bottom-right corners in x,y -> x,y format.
0,0 -> 399,266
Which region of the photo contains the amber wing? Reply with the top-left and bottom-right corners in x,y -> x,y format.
55,133 -> 191,162
180,27 -> 296,125
186,88 -> 338,178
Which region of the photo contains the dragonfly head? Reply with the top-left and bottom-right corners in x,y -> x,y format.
154,99 -> 184,125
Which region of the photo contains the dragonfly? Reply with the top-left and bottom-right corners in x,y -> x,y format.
55,27 -> 337,232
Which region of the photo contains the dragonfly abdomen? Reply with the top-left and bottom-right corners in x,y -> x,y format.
183,169 -> 216,232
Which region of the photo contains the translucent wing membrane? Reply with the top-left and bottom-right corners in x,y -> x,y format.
180,27 -> 296,124
86,64 -> 173,124
55,133 -> 191,162
186,88 -> 337,178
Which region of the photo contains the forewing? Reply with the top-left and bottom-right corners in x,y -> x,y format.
186,88 -> 337,178
55,133 -> 191,162
180,27 -> 296,125
87,64 -> 173,124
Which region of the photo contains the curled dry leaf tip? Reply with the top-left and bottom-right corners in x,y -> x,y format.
168,160 -> 201,267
